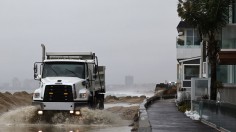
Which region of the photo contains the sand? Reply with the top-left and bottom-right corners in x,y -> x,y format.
0,91 -> 32,113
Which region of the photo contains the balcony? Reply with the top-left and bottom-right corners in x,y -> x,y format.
176,37 -> 201,59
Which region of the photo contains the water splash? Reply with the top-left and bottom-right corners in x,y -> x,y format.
0,106 -> 38,125
49,108 -> 122,125
0,106 -> 122,125
79,108 -> 120,125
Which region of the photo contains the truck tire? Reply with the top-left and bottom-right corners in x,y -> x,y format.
88,96 -> 94,109
89,95 -> 98,109
99,99 -> 104,109
98,94 -> 104,110
93,96 -> 98,109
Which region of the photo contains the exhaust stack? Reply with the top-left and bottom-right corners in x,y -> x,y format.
41,44 -> 46,61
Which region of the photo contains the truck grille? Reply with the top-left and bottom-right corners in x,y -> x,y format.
43,85 -> 73,102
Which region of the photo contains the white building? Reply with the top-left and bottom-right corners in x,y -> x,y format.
176,21 -> 207,92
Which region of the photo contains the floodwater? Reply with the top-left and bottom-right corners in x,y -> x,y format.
0,86 -> 154,132
0,124 -> 131,132
0,106 -> 132,132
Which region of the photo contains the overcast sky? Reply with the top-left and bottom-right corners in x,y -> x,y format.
0,0 -> 180,85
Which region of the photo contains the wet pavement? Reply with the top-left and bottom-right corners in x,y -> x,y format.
147,99 -> 218,132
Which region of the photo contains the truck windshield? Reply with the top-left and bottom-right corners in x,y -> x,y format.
42,62 -> 85,79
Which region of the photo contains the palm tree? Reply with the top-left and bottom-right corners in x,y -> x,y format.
177,0 -> 233,100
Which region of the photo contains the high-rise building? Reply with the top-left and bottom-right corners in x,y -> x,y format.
125,75 -> 134,86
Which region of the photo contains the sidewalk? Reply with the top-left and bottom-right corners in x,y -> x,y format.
147,99 -> 218,132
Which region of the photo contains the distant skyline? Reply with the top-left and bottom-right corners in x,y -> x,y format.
0,0 -> 180,85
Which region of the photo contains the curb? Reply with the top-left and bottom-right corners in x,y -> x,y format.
138,95 -> 176,132
138,99 -> 152,132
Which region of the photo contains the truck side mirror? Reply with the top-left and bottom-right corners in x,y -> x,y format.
34,62 -> 43,80
34,64 -> 38,73
34,73 -> 37,79
34,74 -> 42,80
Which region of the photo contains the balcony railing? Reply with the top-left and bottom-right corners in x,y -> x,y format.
176,37 -> 201,48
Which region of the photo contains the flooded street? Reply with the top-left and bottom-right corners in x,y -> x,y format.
0,86 -> 154,132
0,105 -> 132,132
0,124 -> 131,132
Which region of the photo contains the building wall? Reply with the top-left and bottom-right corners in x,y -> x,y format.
218,25 -> 236,84
213,2 -> 236,110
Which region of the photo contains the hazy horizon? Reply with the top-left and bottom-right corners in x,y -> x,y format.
0,0 -> 179,85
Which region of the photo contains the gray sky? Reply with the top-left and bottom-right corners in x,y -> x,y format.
0,0 -> 179,85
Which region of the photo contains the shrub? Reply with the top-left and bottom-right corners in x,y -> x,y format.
177,100 -> 191,113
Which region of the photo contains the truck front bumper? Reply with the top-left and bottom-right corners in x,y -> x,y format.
32,101 -> 89,114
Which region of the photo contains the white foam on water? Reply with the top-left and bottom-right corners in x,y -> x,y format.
105,91 -> 153,98
105,103 -> 139,109
0,105 -> 132,132
0,106 -> 38,125
79,108 -> 123,125
0,106 -> 123,126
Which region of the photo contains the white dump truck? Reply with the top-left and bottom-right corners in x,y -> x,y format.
32,44 -> 105,115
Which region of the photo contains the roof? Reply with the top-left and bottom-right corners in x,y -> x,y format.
44,59 -> 95,63
46,52 -> 95,60
176,21 -> 193,31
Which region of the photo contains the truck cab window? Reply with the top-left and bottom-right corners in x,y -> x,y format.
42,62 -> 85,79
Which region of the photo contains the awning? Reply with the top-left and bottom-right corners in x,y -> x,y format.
218,50 -> 236,65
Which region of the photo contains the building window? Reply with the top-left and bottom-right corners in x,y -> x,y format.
194,30 -> 201,45
217,65 -> 228,83
186,29 -> 193,45
229,1 -> 236,23
222,25 -> 236,49
232,1 -> 236,23
184,65 -> 200,80
186,29 -> 201,46
217,65 -> 236,84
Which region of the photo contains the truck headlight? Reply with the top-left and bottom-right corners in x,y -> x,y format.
79,93 -> 87,98
34,93 -> 40,98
